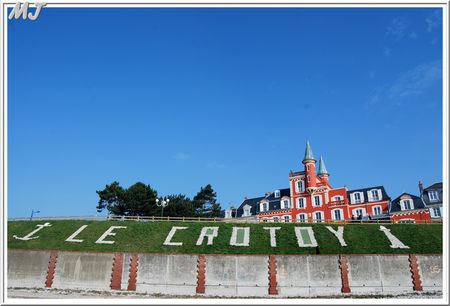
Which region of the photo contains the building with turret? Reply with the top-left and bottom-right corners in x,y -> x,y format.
231,141 -> 391,222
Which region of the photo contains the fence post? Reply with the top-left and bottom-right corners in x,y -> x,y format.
152,216 -> 154,222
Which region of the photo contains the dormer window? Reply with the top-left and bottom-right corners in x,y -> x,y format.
243,205 -> 252,216
281,198 -> 290,209
225,209 -> 232,218
428,191 -> 438,202
352,192 -> 364,204
400,199 -> 413,211
369,189 -> 381,202
260,201 -> 269,212
274,190 -> 280,198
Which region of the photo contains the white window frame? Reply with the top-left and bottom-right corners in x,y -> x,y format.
296,197 -> 306,209
273,216 -> 280,223
313,211 -> 324,223
274,190 -> 280,198
243,205 -> 251,216
313,195 -> 322,207
400,199 -> 414,211
260,201 -> 269,212
331,209 -> 343,221
431,207 -> 442,217
352,192 -> 364,204
262,218 -> 268,222
353,208 -> 365,217
282,215 -> 292,223
368,189 -> 381,202
372,205 -> 382,215
296,213 -> 308,223
295,180 -> 305,193
332,196 -> 342,201
428,191 -> 439,202
225,210 -> 232,219
281,197 -> 290,209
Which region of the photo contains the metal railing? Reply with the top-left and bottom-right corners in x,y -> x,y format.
7,214 -> 443,224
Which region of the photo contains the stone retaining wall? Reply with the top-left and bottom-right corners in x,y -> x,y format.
7,249 -> 443,297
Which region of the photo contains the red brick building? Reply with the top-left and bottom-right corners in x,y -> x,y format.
233,141 -> 391,222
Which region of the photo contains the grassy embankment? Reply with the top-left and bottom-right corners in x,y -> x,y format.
8,220 -> 442,255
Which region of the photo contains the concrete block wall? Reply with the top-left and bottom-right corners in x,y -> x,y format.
7,249 -> 443,297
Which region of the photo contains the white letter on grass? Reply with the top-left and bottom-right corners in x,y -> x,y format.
294,227 -> 318,247
379,226 -> 409,249
95,226 -> 127,244
65,225 -> 88,243
325,226 -> 347,247
263,227 -> 281,247
196,227 -> 219,246
230,227 -> 250,246
163,226 -> 188,246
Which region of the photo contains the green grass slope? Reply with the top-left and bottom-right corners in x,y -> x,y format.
8,220 -> 442,255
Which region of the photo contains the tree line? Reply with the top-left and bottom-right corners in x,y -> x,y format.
95,181 -> 223,218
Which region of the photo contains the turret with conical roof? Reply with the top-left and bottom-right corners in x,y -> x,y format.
302,140 -> 317,191
318,156 -> 329,176
318,155 -> 330,186
302,140 -> 316,164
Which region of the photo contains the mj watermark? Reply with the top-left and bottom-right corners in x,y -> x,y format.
8,2 -> 46,21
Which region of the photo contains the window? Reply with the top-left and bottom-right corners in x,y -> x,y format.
353,192 -> 362,204
314,211 -> 324,223
225,210 -> 232,218
332,196 -> 342,201
373,206 -> 382,215
274,190 -> 280,198
283,215 -> 291,223
313,195 -> 322,207
308,176 -> 311,182
296,180 -> 305,193
401,200 -> 412,211
353,208 -> 364,218
262,203 -> 268,212
371,190 -> 380,201
262,218 -> 268,223
307,164 -> 310,171
432,207 -> 441,217
297,197 -> 306,209
281,199 -> 290,209
273,217 -> 280,222
333,209 -> 342,220
428,191 -> 438,202
297,214 -> 307,222
243,206 -> 251,216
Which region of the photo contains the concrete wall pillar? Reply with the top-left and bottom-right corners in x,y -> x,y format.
45,251 -> 58,288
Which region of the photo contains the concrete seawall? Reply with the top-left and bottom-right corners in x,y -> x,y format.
7,249 -> 443,297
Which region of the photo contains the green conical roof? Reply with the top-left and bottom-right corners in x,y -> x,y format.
318,156 -> 329,175
302,140 -> 316,163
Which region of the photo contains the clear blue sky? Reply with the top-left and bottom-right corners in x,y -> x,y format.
8,7 -> 443,218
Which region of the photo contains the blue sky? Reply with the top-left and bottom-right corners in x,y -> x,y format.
8,7 -> 443,218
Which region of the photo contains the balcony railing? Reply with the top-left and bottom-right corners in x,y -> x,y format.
328,200 -> 346,206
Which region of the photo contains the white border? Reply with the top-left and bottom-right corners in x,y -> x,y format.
1,1 -> 448,305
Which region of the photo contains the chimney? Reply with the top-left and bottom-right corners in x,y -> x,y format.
265,192 -> 271,197
244,196 -> 248,200
419,181 -> 423,195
